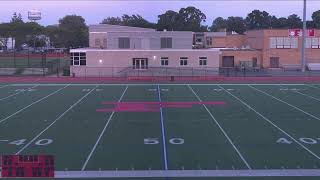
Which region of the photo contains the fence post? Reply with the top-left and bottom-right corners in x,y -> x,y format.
13,49 -> 16,68
28,49 -> 30,67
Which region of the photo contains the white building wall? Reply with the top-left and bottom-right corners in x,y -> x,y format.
70,49 -> 220,77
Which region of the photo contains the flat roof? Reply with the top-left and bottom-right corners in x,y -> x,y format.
70,48 -> 220,52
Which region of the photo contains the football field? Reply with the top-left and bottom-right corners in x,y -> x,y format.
1,83 -> 320,179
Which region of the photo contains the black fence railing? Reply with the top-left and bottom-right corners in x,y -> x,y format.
0,52 -> 70,76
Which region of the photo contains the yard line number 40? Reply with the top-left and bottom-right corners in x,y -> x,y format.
8,139 -> 53,146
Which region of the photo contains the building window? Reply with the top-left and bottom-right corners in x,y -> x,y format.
95,39 -> 101,47
270,37 -> 298,49
306,37 -> 320,49
160,37 -> 172,48
70,52 -> 86,66
103,38 -> 107,48
160,57 -> 169,66
179,57 -> 188,66
132,58 -> 148,69
199,57 -> 207,66
206,37 -> 212,46
119,37 -> 130,49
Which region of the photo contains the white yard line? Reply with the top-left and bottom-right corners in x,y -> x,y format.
0,85 -> 39,101
51,169 -> 320,178
249,85 -> 320,121
218,85 -> 320,161
187,85 -> 252,170
294,91 -> 320,103
157,84 -> 169,170
15,86 -> 98,155
306,84 -> 320,91
81,86 -> 128,171
0,85 -> 69,125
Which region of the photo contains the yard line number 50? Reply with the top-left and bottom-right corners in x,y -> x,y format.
144,138 -> 184,145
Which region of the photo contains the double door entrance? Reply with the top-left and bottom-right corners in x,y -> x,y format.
132,58 -> 148,69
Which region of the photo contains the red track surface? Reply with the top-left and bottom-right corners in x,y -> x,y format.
0,76 -> 320,83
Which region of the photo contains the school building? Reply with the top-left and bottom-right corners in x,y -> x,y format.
70,24 -> 320,77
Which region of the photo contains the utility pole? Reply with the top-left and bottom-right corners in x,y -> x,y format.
301,0 -> 307,72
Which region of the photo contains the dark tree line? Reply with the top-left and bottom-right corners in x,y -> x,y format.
1,7 -> 320,49
0,13 -> 88,50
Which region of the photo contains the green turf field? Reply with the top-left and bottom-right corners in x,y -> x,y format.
1,83 -> 320,179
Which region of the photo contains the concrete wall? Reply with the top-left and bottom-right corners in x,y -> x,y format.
89,31 -> 193,50
220,50 -> 262,67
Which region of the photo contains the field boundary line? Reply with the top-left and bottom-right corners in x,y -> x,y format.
81,86 -> 128,171
15,86 -> 98,155
0,85 -> 39,101
249,85 -> 320,121
157,84 -> 169,170
51,169 -> 320,178
0,85 -> 69,125
218,85 -> 320,161
187,85 -> 251,169
9,83 -> 306,87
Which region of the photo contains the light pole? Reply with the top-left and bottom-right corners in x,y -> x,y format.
301,0 -> 307,72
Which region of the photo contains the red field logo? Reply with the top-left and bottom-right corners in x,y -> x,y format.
96,101 -> 226,112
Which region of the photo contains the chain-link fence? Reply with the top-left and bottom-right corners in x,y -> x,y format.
0,52 -> 69,76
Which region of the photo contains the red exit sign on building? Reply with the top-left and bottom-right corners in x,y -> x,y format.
1,155 -> 55,178
288,29 -> 315,37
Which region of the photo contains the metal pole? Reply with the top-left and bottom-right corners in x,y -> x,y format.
301,0 -> 307,72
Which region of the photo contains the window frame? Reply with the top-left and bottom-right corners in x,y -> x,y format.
199,57 -> 207,66
160,37 -> 173,49
119,37 -> 130,49
160,57 -> 169,66
179,57 -> 188,66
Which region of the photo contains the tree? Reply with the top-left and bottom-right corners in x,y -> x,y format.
157,10 -> 182,31
286,14 -> 302,28
0,23 -> 12,50
121,14 -> 155,28
178,6 -> 207,31
45,25 -> 64,47
210,17 -> 227,32
226,16 -> 246,34
58,15 -> 88,48
11,12 -> 23,24
312,10 -> 320,28
246,10 -> 272,30
101,17 -> 122,25
271,17 -> 288,29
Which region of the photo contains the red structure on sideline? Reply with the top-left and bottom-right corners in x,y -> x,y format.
1,155 -> 55,178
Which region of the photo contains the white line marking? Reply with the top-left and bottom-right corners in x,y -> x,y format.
188,85 -> 251,170
0,140 -> 9,142
8,83 -> 307,87
249,85 -> 320,121
306,84 -> 320,90
218,85 -> 320,161
53,169 -> 320,178
157,84 -> 169,170
15,86 -> 98,155
81,86 -> 128,171
0,84 -> 9,89
0,85 -> 69,124
294,91 -> 320,103
0,85 -> 39,101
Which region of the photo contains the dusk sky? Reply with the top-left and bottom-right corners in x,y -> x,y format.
0,0 -> 320,26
